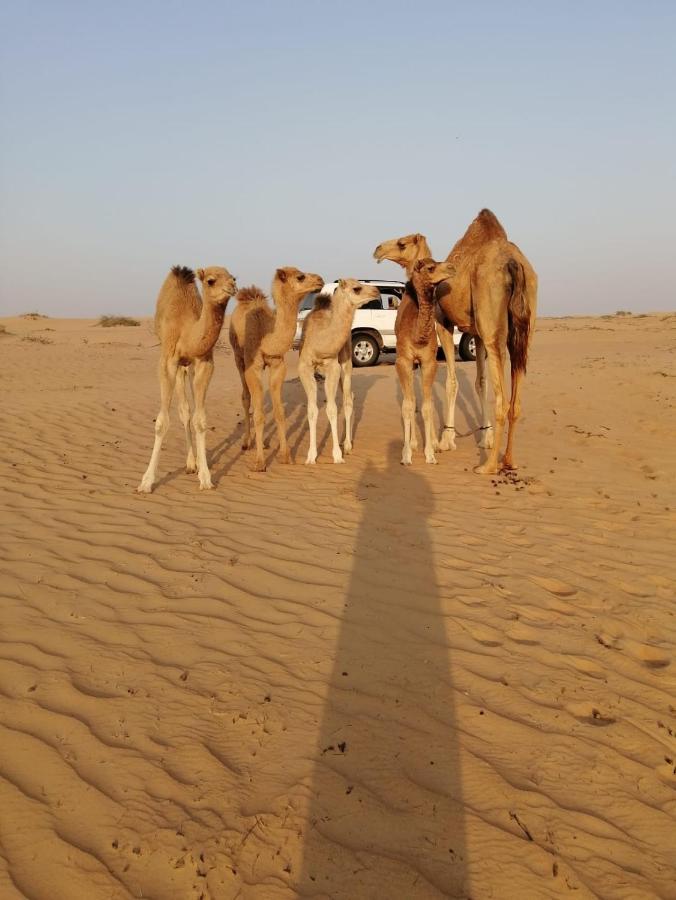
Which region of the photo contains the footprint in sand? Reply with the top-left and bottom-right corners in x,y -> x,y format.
566,701 -> 616,726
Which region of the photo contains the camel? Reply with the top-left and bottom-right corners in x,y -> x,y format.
298,279 -> 380,464
229,267 -> 324,471
138,264 -> 237,493
394,258 -> 454,465
374,231 -> 492,455
374,209 -> 537,474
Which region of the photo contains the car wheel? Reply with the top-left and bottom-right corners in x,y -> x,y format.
459,333 -> 477,362
352,333 -> 380,367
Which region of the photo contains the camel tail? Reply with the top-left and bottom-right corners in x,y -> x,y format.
506,258 -> 530,374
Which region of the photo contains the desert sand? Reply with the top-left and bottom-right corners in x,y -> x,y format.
0,311 -> 675,899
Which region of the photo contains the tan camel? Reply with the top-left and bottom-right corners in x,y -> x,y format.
298,279 -> 380,464
375,210 -> 537,473
230,267 -> 324,471
374,231 -> 492,455
138,264 -> 237,493
394,258 -> 454,465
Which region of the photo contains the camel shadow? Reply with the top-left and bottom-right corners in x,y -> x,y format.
296,442 -> 468,897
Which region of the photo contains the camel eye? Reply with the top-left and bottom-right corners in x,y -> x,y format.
206,278 -> 216,286
397,241 -> 405,249
354,286 -> 362,294
297,274 -> 305,282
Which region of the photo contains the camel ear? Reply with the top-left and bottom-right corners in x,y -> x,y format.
196,268 -> 205,281
276,268 -> 287,283
413,234 -> 420,244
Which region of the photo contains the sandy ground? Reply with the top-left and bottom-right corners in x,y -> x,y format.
0,311 -> 675,900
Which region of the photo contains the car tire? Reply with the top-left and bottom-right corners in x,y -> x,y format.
352,333 -> 380,367
459,333 -> 477,362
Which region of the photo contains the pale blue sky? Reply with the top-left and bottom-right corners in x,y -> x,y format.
1,0 -> 674,316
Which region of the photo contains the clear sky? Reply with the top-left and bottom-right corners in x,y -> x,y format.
1,0 -> 674,317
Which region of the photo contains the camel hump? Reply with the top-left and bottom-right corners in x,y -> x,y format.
448,209 -> 508,259
476,209 -> 508,240
170,265 -> 195,284
236,285 -> 267,305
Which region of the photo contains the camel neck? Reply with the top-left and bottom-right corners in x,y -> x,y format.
262,296 -> 299,357
191,301 -> 225,358
411,282 -> 435,345
318,294 -> 356,357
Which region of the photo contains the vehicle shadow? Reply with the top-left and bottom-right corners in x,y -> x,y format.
296,442 -> 468,897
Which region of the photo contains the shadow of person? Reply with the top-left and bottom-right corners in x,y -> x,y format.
296,442 -> 468,897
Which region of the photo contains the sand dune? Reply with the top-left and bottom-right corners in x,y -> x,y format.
0,312 -> 675,899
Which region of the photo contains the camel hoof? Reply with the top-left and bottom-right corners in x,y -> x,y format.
199,480 -> 214,491
252,460 -> 267,472
401,456 -> 412,466
439,435 -> 456,452
305,457 -> 317,466
137,482 -> 153,494
343,443 -> 353,455
186,464 -> 197,474
425,455 -> 438,465
333,456 -> 345,465
279,450 -> 291,464
474,463 -> 499,475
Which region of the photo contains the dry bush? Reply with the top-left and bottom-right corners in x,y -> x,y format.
22,334 -> 53,345
21,311 -> 49,319
97,315 -> 141,327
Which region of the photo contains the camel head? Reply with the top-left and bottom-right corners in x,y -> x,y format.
373,233 -> 430,274
413,258 -> 456,286
197,267 -> 237,306
334,279 -> 380,311
273,267 -> 324,306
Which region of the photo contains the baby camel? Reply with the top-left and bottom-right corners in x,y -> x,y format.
299,279 -> 379,464
138,265 -> 237,493
230,267 -> 324,471
395,258 -> 454,465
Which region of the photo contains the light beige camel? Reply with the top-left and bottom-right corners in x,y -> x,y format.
298,279 -> 379,464
230,267 -> 324,471
375,210 -> 537,473
394,258 -> 454,465
138,265 -> 237,493
374,231 -> 492,455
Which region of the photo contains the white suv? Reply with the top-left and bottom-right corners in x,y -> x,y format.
294,280 -> 472,367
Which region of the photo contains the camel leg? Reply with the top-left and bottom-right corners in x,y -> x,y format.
502,366 -> 524,469
138,358 -> 178,493
269,357 -> 291,464
395,357 -> 415,465
176,366 -> 196,473
474,343 -> 508,475
324,359 -> 344,464
191,357 -> 215,490
339,344 -> 355,454
436,323 -> 458,451
241,379 -> 253,450
244,364 -> 266,472
475,337 -> 494,449
299,359 -> 319,465
420,354 -> 438,465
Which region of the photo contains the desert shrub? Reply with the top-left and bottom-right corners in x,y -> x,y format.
97,315 -> 141,327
